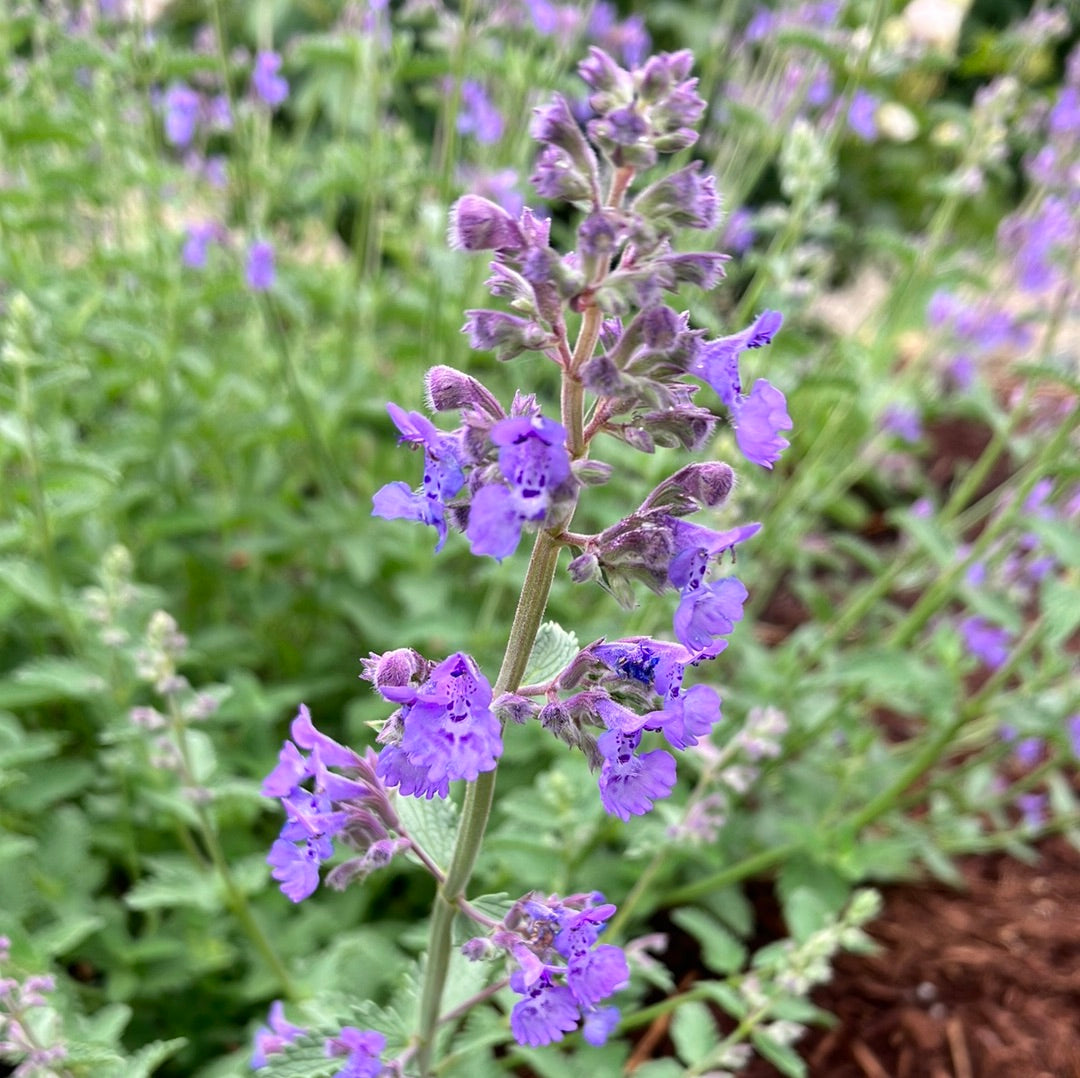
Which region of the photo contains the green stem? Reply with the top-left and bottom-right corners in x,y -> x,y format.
414,530 -> 562,1075
164,695 -> 297,998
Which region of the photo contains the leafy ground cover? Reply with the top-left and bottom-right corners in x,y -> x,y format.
1,1 -> 1077,1076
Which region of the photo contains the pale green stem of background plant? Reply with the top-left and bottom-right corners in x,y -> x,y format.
161,691 -> 298,999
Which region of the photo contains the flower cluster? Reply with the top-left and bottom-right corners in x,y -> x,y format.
262,705 -> 408,902
373,374 -> 576,560
366,649 -> 503,798
0,939 -> 68,1076
251,1002 -> 389,1078
466,892 -> 629,1047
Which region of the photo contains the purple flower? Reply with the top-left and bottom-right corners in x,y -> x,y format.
597,729 -> 677,820
694,310 -> 784,408
510,971 -> 581,1046
371,403 -> 465,552
325,1027 -> 386,1078
378,652 -> 501,790
848,89 -> 878,140
1067,714 -> 1080,759
164,83 -> 200,147
582,1005 -> 620,1045
644,683 -> 721,751
246,241 -> 276,291
1013,737 -> 1043,768
491,892 -> 629,1046
881,404 -> 922,443
457,79 -> 504,143
960,616 -> 1012,670
252,51 -> 289,108
723,208 -> 755,255
467,414 -> 571,560
374,745 -> 449,800
732,380 -> 792,469
182,221 -> 219,269
251,1000 -> 306,1068
1016,792 -> 1047,830
262,705 -> 397,902
267,834 -> 332,902
673,577 -> 747,653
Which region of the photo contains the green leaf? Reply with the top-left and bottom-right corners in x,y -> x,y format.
670,999 -> 717,1066
394,789 -> 460,873
522,621 -> 579,686
627,1062 -> 684,1078
751,1028 -> 807,1077
670,907 -> 747,974
34,914 -> 105,957
124,856 -> 221,913
776,857 -> 851,942
117,1038 -> 188,1078
698,980 -> 748,1020
0,656 -> 106,708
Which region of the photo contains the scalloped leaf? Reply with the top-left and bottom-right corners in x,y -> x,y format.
522,621 -> 579,686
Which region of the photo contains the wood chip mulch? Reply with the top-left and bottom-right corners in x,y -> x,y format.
787,835 -> 1080,1078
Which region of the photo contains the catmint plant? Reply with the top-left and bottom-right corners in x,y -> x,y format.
261,45 -> 791,1075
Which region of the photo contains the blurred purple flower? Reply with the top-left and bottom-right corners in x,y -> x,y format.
723,207 -> 755,255
1013,737 -> 1043,768
253,51 -> 289,108
325,1027 -> 386,1078
246,241 -> 275,291
457,80 -> 504,144
960,616 -> 1011,669
881,404 -> 922,443
251,1001 -> 306,1068
1068,715 -> 1080,759
164,83 -> 200,147
1016,792 -> 1047,830
182,222 -> 219,269
848,89 -> 878,140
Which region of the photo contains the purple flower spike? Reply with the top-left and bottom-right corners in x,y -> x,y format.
733,380 -> 792,469
252,51 -> 289,108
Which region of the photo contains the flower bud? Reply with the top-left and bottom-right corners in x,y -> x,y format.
462,309 -> 551,361
424,365 -> 505,419
448,195 -> 525,252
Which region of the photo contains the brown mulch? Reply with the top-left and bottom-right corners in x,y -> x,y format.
782,835 -> 1080,1078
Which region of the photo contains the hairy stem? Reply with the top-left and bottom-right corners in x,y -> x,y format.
414,529 -> 563,1075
